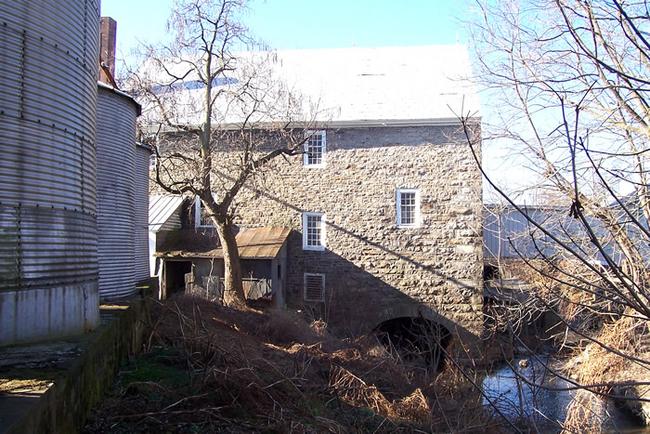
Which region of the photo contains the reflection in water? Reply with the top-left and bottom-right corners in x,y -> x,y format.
481,356 -> 647,433
482,356 -> 573,431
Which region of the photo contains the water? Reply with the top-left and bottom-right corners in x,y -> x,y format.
482,356 -> 573,431
481,356 -> 649,433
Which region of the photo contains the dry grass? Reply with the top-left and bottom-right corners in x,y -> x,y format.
571,311 -> 646,388
560,310 -> 650,431
84,295 -> 496,433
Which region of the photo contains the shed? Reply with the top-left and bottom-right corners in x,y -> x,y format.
157,226 -> 291,307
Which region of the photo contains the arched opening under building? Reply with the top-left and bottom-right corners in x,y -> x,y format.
374,317 -> 452,372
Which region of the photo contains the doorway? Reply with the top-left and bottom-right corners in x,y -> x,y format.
164,260 -> 193,297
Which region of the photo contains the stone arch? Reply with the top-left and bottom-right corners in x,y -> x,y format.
369,303 -> 458,336
373,316 -> 452,372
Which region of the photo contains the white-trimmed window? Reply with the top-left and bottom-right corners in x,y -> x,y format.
194,197 -> 213,228
396,189 -> 421,228
304,273 -> 325,302
303,130 -> 326,168
302,212 -> 326,250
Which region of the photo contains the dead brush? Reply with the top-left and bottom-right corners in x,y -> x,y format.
393,388 -> 431,425
147,298 -> 348,431
254,308 -> 334,347
92,296 -> 494,433
562,389 -> 609,434
559,311 -> 650,432
572,310 -> 647,390
328,364 -> 396,419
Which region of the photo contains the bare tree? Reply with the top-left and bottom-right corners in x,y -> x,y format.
128,0 -> 313,305
466,0 -> 650,428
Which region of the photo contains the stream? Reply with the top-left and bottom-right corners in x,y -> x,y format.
481,355 -> 650,433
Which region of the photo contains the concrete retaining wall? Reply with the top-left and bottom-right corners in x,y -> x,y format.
2,295 -> 151,434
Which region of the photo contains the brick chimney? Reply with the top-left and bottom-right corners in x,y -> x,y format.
99,17 -> 117,85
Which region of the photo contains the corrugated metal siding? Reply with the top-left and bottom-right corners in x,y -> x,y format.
484,207 -> 555,260
149,195 -> 185,232
0,0 -> 100,344
134,144 -> 152,281
160,210 -> 183,232
483,206 -> 621,262
96,87 -> 139,300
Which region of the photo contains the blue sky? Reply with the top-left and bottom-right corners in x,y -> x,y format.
101,0 -> 473,57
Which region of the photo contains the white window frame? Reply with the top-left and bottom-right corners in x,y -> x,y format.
194,196 -> 214,228
303,130 -> 326,168
149,153 -> 157,170
396,188 -> 421,228
302,212 -> 326,251
303,273 -> 326,302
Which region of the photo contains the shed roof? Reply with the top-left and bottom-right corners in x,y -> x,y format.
236,226 -> 291,259
158,226 -> 291,260
149,195 -> 186,232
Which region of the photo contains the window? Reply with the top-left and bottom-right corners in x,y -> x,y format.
302,212 -> 326,250
396,189 -> 420,228
304,273 -> 325,302
303,130 -> 326,167
194,197 -> 213,228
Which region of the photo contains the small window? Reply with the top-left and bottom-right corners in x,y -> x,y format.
302,212 -> 326,251
304,273 -> 325,302
194,197 -> 213,228
396,189 -> 420,228
303,130 -> 326,168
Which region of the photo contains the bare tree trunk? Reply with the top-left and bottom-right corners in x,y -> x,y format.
215,220 -> 245,306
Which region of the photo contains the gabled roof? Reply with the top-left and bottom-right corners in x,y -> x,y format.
140,45 -> 479,129
149,195 -> 186,232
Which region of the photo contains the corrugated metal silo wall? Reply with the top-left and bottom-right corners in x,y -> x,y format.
96,87 -> 139,300
0,0 -> 100,345
135,144 -> 152,281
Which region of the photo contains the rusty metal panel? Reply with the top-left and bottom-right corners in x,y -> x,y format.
158,227 -> 291,260
134,143 -> 152,281
236,227 -> 291,259
0,0 -> 100,345
96,86 -> 140,300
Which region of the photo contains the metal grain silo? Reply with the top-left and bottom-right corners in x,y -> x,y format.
0,0 -> 100,345
134,143 -> 153,282
96,83 -> 141,300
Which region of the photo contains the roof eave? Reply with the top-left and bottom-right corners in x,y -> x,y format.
146,116 -> 482,135
323,117 -> 482,128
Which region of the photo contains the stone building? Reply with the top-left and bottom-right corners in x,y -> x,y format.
151,45 -> 483,353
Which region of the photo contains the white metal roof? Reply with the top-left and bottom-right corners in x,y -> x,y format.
149,195 -> 186,232
272,45 -> 480,124
138,45 -> 479,128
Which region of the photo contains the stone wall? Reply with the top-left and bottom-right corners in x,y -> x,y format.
230,124 -> 484,337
